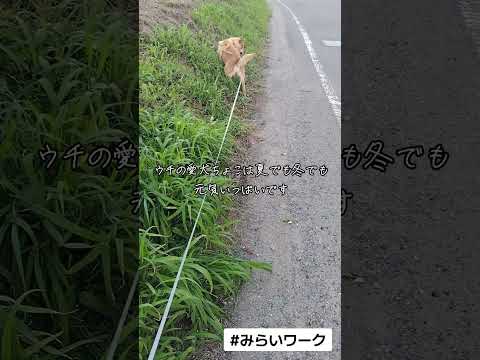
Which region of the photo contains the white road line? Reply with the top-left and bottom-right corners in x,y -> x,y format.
277,0 -> 341,126
322,40 -> 341,47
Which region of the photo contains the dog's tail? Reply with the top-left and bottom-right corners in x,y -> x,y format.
239,53 -> 256,67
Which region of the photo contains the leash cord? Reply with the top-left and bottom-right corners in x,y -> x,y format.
147,80 -> 242,360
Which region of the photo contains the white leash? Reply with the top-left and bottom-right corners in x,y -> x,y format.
147,80 -> 242,360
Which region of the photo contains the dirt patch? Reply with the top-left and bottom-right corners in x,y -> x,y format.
139,0 -> 197,34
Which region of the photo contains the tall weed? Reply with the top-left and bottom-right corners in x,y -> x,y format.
139,0 -> 271,358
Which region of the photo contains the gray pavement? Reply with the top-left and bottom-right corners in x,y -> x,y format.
221,0 -> 341,359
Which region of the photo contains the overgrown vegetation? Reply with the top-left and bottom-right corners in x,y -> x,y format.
0,1 -> 138,359
139,0 -> 271,358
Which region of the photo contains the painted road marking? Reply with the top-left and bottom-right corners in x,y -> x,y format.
277,0 -> 341,126
322,40 -> 341,47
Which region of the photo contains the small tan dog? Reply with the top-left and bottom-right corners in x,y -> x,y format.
217,37 -> 256,95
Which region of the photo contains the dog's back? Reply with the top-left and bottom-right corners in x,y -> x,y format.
218,38 -> 244,77
217,37 -> 254,94
217,37 -> 245,75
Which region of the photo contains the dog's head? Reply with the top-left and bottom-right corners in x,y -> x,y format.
218,37 -> 245,57
231,37 -> 245,56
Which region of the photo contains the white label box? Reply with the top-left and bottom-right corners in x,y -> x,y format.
224,328 -> 332,352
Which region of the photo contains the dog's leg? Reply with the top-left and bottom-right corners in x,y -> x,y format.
239,68 -> 246,95
237,54 -> 255,95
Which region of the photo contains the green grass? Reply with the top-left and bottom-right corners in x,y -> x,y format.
139,0 -> 271,359
0,1 -> 138,358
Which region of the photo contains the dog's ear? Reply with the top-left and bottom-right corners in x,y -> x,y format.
239,38 -> 245,48
217,40 -> 227,58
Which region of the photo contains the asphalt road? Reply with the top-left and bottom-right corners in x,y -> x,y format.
219,0 -> 341,359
